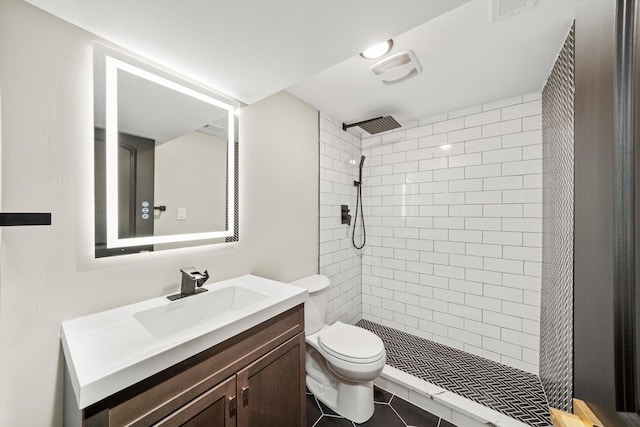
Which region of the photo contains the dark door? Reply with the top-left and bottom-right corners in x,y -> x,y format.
95,128 -> 155,257
117,132 -> 155,239
574,0 -> 640,424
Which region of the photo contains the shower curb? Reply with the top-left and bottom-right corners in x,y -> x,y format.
375,365 -> 535,427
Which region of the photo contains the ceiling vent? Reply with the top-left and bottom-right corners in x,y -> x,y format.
370,50 -> 422,85
197,123 -> 226,138
492,0 -> 535,21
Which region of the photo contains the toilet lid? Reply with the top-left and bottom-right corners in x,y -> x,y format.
318,322 -> 384,363
289,275 -> 330,293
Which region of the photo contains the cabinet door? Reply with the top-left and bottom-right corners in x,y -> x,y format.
154,376 -> 236,427
236,333 -> 305,427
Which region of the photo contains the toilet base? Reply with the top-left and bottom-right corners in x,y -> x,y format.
306,374 -> 375,423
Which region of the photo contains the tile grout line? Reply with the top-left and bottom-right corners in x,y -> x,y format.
307,385 -> 447,427
388,400 -> 410,427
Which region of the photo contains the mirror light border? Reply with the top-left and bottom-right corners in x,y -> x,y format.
105,56 -> 236,248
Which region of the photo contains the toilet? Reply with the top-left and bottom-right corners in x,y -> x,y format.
290,275 -> 386,423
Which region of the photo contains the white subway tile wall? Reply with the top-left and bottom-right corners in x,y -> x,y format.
360,94 -> 542,374
319,114 -> 363,325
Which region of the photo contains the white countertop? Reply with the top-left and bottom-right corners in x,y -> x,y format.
61,274 -> 307,409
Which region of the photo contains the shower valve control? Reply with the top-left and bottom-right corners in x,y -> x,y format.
341,205 -> 351,226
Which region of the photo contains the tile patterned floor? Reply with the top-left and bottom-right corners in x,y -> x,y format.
357,320 -> 551,427
306,386 -> 457,427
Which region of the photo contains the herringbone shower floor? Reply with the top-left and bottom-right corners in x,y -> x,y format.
357,320 -> 551,427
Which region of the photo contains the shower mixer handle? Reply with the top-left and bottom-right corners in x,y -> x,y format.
341,205 -> 351,225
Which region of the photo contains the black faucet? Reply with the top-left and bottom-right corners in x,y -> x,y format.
167,267 -> 210,301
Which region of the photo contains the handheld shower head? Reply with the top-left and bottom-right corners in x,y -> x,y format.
359,155 -> 366,183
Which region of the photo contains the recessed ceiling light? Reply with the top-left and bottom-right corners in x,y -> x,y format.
359,39 -> 393,60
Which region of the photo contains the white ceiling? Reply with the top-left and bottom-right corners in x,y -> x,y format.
25,0 -> 469,105
288,0 -> 576,125
116,70 -> 229,145
25,0 -> 575,127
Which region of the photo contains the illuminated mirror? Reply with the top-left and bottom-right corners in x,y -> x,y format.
94,46 -> 239,257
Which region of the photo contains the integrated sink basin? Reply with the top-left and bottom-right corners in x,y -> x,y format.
134,285 -> 270,337
61,274 -> 307,409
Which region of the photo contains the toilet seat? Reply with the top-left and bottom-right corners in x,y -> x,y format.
318,322 -> 385,364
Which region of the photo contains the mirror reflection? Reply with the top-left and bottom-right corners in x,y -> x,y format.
94,49 -> 238,257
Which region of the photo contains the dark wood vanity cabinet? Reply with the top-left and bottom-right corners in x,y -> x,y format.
236,336 -> 304,427
155,376 -> 236,426
81,305 -> 306,427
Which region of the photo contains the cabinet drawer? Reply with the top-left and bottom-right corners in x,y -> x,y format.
154,376 -> 236,427
83,304 -> 303,426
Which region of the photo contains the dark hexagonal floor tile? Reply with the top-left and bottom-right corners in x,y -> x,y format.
316,398 -> 341,417
306,385 -> 455,427
313,415 -> 356,427
373,386 -> 393,404
390,395 -> 440,427
307,392 -> 323,427
355,403 -> 405,427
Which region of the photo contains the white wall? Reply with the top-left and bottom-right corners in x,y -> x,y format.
154,131 -> 227,236
360,95 -> 543,374
319,114 -> 362,325
0,2 -> 318,425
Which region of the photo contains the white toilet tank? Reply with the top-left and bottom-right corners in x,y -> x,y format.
290,275 -> 330,335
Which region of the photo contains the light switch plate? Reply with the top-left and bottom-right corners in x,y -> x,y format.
177,207 -> 187,221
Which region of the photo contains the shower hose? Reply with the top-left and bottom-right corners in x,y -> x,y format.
352,182 -> 366,249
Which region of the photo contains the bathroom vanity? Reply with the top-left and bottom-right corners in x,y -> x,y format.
61,275 -> 307,426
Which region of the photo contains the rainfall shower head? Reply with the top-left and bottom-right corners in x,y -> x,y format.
342,116 -> 401,135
